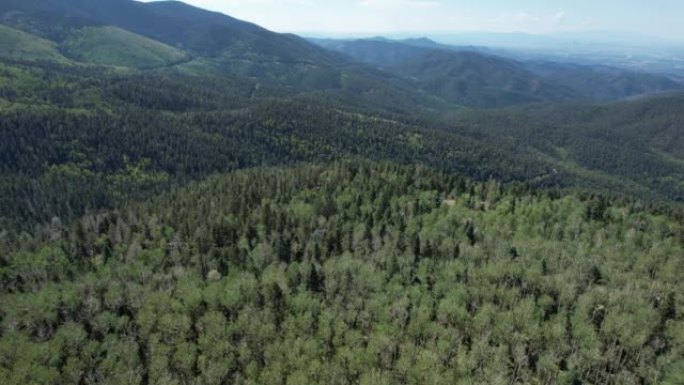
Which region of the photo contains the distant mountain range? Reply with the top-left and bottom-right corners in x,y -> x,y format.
422,31 -> 684,75
0,0 -> 456,113
311,37 -> 684,106
1,0 -> 682,109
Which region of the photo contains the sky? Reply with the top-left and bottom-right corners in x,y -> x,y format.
143,0 -> 684,40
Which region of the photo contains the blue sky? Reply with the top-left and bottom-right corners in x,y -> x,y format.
145,0 -> 684,39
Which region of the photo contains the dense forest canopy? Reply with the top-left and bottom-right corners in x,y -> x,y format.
1,162 -> 683,385
1,58 -> 683,231
1,0 -> 684,384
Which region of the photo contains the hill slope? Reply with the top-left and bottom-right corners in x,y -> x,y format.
0,1 -> 450,113
0,23 -> 69,62
393,50 -> 579,108
526,61 -> 684,101
60,25 -> 189,69
1,59 -> 683,229
0,1 -> 355,83
312,38 -> 580,107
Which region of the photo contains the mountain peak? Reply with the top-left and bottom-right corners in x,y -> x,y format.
403,37 -> 437,45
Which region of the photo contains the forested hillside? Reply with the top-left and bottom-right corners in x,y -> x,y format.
0,0 -> 451,111
1,1 -> 684,384
1,163 -> 682,385
1,58 -> 683,230
3,0 -> 681,109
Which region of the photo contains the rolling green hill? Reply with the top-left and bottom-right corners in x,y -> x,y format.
393,50 -> 579,108
311,38 -> 580,107
0,1 -> 379,86
1,59 -> 683,229
0,23 -> 69,63
448,96 -> 684,202
526,61 -> 684,101
60,26 -> 189,69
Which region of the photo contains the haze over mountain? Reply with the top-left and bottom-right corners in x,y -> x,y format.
142,0 -> 684,41
313,37 -> 684,105
433,32 -> 684,76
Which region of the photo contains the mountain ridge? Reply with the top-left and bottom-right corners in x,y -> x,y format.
313,36 -> 684,104
5,0 -> 681,109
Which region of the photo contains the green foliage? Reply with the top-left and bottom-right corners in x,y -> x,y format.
0,24 -> 69,63
526,61 -> 684,102
1,162 -> 682,384
1,58 -> 682,230
60,26 -> 189,69
391,49 -> 578,108
0,4 -> 682,383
